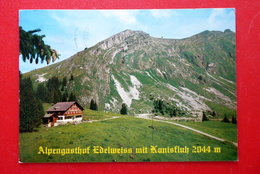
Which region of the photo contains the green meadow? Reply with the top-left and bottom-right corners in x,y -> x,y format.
19,113 -> 237,163
174,120 -> 237,143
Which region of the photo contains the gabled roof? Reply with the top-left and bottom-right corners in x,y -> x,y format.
47,101 -> 84,112
43,114 -> 55,118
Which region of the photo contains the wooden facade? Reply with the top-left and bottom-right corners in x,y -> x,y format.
43,101 -> 84,127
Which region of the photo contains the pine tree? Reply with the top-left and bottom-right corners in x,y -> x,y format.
70,74 -> 74,81
47,76 -> 60,92
173,108 -> 177,117
120,103 -> 127,115
61,77 -> 67,91
62,93 -> 67,102
221,114 -> 230,123
153,99 -> 165,114
65,90 -> 69,99
35,83 -> 47,102
89,99 -> 98,111
231,116 -> 237,124
68,92 -> 76,101
61,85 -> 64,91
46,90 -> 54,103
45,76 -> 64,103
202,111 -> 209,121
62,77 -> 67,86
53,90 -> 62,103
19,27 -> 59,64
90,99 -> 95,110
169,108 -> 177,117
158,100 -> 163,111
34,98 -> 45,128
20,77 -> 44,132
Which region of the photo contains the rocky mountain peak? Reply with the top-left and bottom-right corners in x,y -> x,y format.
98,29 -> 150,50
25,29 -> 236,118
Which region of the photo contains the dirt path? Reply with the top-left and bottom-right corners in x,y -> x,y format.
135,115 -> 238,147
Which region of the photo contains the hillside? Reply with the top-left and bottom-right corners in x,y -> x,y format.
24,29 -> 236,119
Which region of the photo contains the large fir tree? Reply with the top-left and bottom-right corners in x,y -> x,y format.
35,83 -> 47,102
62,77 -> 67,87
20,77 -> 44,132
62,93 -> 67,102
68,92 -> 76,101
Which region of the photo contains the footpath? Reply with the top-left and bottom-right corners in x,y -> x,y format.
135,114 -> 238,147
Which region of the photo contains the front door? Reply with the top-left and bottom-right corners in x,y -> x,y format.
49,116 -> 57,127
49,116 -> 54,127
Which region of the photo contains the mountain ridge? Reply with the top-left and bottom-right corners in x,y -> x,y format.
24,29 -> 236,119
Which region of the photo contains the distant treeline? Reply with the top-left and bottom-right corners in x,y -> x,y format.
152,99 -> 184,117
36,75 -> 76,103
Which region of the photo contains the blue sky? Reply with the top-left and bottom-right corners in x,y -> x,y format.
19,9 -> 235,73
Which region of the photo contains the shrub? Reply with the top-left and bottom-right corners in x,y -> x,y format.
120,103 -> 127,115
202,112 -> 209,121
221,114 -> 230,123
231,116 -> 237,124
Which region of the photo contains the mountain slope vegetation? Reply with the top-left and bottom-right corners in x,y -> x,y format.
24,29 -> 236,119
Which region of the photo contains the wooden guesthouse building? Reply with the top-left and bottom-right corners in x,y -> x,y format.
43,101 -> 84,127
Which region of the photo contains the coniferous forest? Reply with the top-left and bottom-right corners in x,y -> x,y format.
20,75 -> 44,132
19,74 -> 77,132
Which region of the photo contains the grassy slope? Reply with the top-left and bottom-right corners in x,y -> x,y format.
170,120 -> 237,142
83,108 -> 122,120
20,115 -> 237,162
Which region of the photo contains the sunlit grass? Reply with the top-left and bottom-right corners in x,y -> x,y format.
20,115 -> 237,162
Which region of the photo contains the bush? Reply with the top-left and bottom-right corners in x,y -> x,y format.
120,103 -> 127,115
231,116 -> 237,124
90,99 -> 98,111
221,114 -> 230,123
202,112 -> 209,121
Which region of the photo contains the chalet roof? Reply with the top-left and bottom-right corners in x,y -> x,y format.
43,114 -> 55,118
47,101 -> 84,112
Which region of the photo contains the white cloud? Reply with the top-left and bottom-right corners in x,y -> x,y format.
101,10 -> 139,25
150,10 -> 177,18
207,9 -> 235,31
208,9 -> 225,26
49,10 -> 141,49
